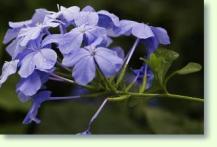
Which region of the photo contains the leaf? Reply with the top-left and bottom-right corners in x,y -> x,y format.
176,62 -> 202,75
145,48 -> 179,88
164,62 -> 202,87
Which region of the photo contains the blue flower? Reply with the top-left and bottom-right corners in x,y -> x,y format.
62,40 -> 123,85
132,64 -> 154,89
3,8 -> 52,44
17,21 -> 59,47
42,25 -> 107,54
143,26 -> 171,54
45,5 -> 80,29
18,38 -> 57,78
118,20 -> 170,53
97,10 -> 121,37
0,60 -> 19,87
23,91 -> 51,124
4,8 -> 59,60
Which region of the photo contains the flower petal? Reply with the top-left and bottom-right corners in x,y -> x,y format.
98,10 -> 120,28
82,5 -> 95,12
43,28 -> 83,54
31,8 -> 52,24
0,60 -> 19,87
95,47 -> 123,77
61,6 -> 80,22
62,49 -> 89,67
9,20 -> 32,28
6,39 -> 25,59
84,26 -> 107,44
23,90 -> 51,124
72,56 -> 95,85
75,11 -> 98,26
111,47 -> 125,59
118,20 -> 137,36
132,23 -> 154,39
33,48 -> 57,71
3,29 -> 19,44
151,26 -> 170,45
18,52 -> 36,78
18,26 -> 42,46
16,72 -> 42,96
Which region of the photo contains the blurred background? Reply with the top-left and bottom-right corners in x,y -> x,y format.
0,0 -> 203,134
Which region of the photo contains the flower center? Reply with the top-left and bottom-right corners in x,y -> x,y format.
88,46 -> 97,56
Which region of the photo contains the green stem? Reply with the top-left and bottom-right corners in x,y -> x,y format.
108,95 -> 130,101
48,92 -> 108,101
95,60 -> 117,92
139,66 -> 147,93
116,92 -> 204,103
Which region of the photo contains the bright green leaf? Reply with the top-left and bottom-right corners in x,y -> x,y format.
164,62 -> 202,87
176,62 -> 202,75
145,48 -> 179,90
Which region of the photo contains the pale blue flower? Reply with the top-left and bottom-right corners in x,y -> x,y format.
62,41 -> 123,85
18,38 -> 57,78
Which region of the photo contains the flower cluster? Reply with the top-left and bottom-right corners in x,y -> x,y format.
0,5 -> 170,128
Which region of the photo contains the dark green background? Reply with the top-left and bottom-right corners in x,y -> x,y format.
0,0 -> 204,134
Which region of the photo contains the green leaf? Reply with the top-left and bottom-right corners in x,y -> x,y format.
145,48 -> 179,90
164,62 -> 202,87
176,62 -> 202,75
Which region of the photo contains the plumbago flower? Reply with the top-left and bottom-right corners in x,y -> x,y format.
0,5 -> 203,134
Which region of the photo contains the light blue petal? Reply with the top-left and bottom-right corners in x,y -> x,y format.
75,11 -> 98,26
62,49 -> 89,67
59,29 -> 83,54
60,6 -> 80,22
31,9 -> 52,24
118,20 -> 137,36
6,39 -> 25,59
42,34 -> 63,46
16,72 -> 41,96
33,48 -> 57,71
42,28 -> 83,54
111,47 -> 125,59
18,26 -> 42,46
3,29 -> 19,44
151,26 -> 170,45
132,23 -> 154,39
23,90 -> 51,124
18,52 -> 36,78
142,37 -> 158,54
9,20 -> 32,28
82,5 -> 95,12
0,60 -> 19,87
72,56 -> 95,85
98,10 -> 120,28
84,26 -> 106,44
95,47 -> 123,77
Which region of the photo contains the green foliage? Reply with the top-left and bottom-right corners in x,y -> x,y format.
142,48 -> 202,93
147,48 -> 179,84
176,62 -> 202,75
